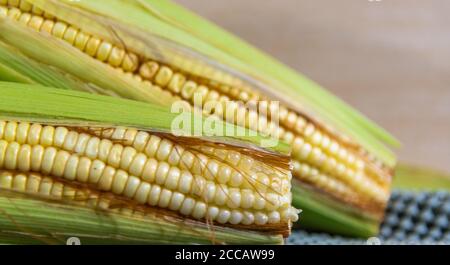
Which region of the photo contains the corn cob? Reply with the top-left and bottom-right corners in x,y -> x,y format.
0,83 -> 298,244
0,0 -> 398,236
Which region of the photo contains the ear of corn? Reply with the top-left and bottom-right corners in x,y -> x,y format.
0,82 -> 298,244
0,0 -> 398,237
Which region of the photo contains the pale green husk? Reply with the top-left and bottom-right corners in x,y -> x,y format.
393,164 -> 450,192
0,191 -> 283,245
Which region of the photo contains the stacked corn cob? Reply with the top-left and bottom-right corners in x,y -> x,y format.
0,0 -> 398,237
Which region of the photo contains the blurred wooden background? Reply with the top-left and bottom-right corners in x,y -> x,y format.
176,0 -> 450,173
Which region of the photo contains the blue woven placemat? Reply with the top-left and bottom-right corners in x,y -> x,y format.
288,190 -> 450,245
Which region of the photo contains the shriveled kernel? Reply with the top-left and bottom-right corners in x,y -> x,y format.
139,62 -> 159,80
181,81 -> 197,99
168,73 -> 186,93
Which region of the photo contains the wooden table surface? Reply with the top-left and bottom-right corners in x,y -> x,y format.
177,0 -> 450,173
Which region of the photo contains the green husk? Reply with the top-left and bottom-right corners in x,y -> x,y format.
393,164 -> 450,192
0,191 -> 282,245
291,180 -> 379,238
